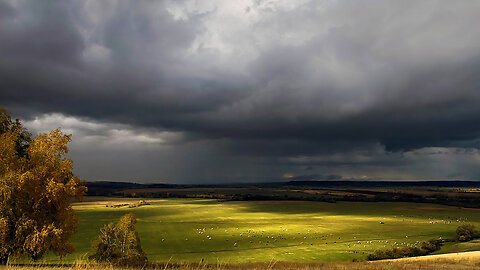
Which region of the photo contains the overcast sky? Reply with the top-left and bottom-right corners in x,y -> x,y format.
2,0 -> 480,183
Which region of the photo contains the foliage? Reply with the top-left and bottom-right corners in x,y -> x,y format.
367,239 -> 444,260
0,109 -> 86,264
89,213 -> 147,266
105,200 -> 150,208
0,108 -> 31,157
455,224 -> 479,242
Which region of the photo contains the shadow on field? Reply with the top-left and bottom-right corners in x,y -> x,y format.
223,200 -> 479,222
226,200 -> 395,216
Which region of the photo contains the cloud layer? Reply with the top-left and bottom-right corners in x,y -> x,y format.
2,0 -> 480,182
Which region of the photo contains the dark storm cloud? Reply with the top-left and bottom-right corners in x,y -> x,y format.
2,0 -> 480,182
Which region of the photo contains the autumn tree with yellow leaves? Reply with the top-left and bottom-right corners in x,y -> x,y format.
0,108 -> 86,264
89,213 -> 146,266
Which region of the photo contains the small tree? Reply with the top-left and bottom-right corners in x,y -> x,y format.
455,224 -> 479,242
89,213 -> 146,266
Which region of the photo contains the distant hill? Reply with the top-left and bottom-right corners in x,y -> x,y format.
86,180 -> 480,195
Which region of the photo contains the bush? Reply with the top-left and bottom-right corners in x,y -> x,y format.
367,239 -> 443,261
89,213 -> 147,266
420,240 -> 437,252
455,224 -> 479,242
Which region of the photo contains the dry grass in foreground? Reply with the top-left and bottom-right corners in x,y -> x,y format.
2,252 -> 480,270
0,261 -> 478,270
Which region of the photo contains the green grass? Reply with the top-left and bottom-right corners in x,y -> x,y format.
27,198 -> 480,264
439,239 -> 480,254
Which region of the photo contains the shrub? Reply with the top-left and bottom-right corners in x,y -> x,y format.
89,213 -> 147,266
420,241 -> 437,253
367,239 -> 443,261
455,224 -> 479,242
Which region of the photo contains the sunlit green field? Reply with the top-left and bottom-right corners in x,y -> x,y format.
35,198 -> 480,264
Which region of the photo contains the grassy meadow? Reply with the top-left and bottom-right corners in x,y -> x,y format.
22,197 -> 480,264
